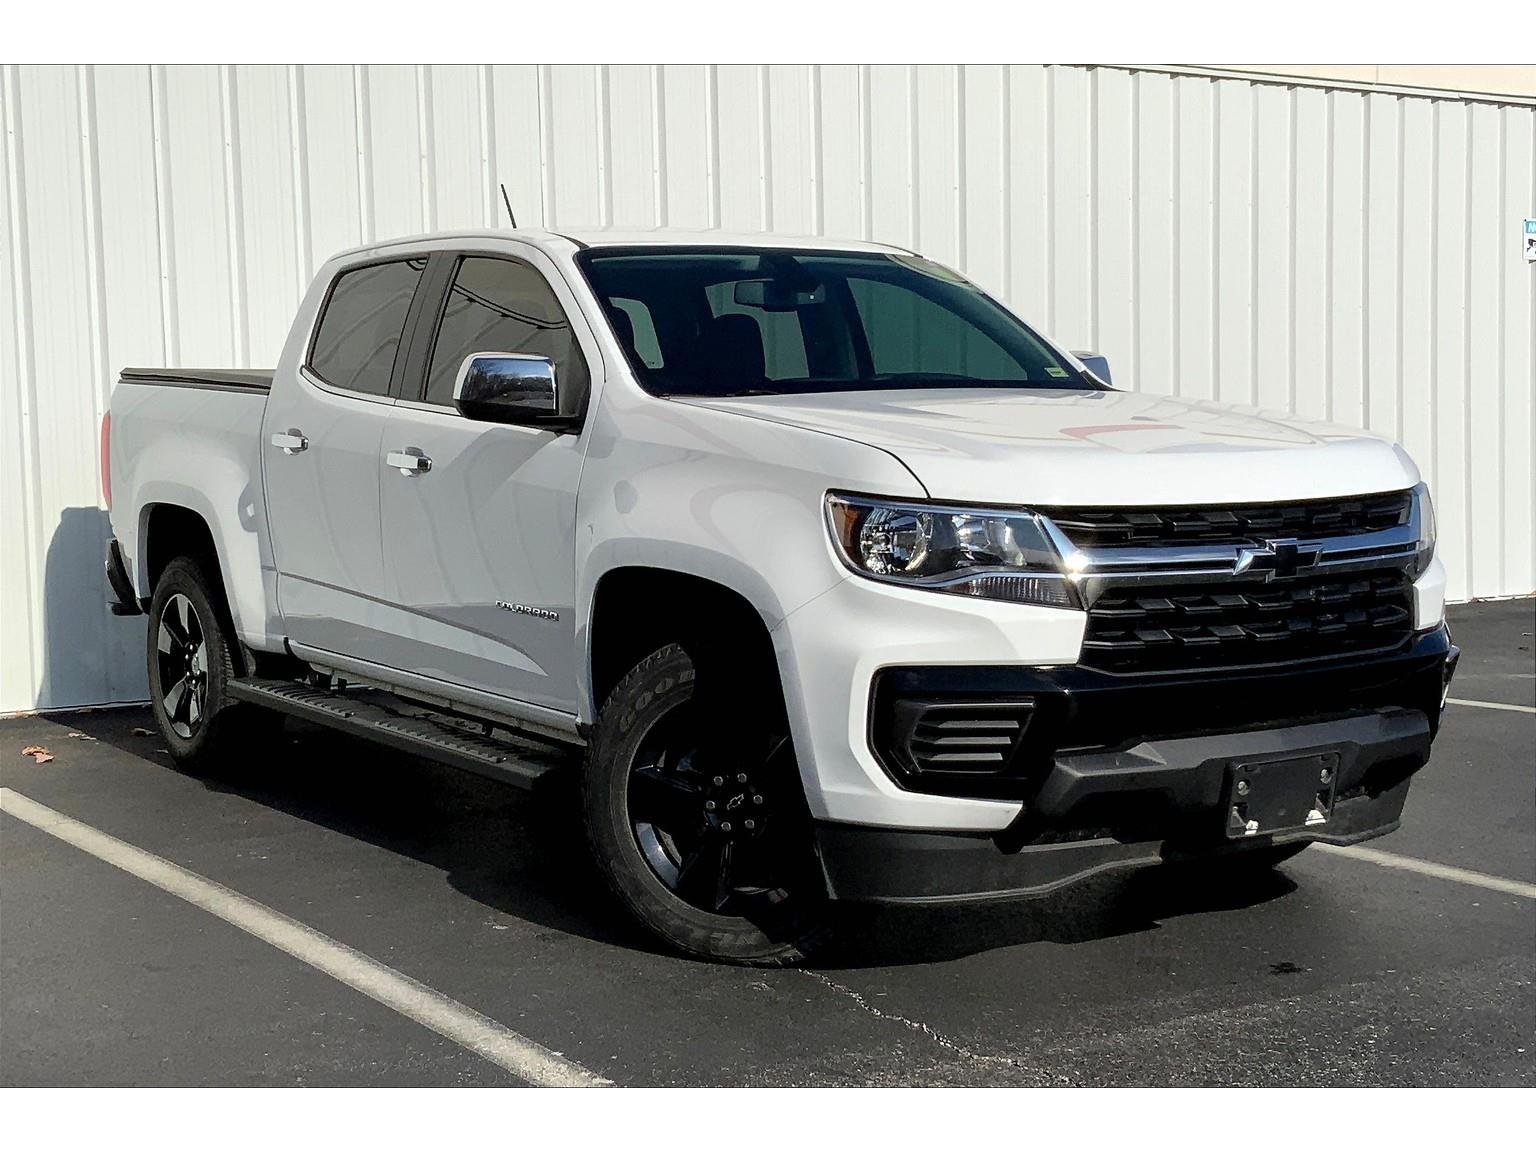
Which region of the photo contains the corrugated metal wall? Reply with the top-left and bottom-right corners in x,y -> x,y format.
3,64 -> 1533,712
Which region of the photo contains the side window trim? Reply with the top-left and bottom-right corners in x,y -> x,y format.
391,251 -> 456,402
304,253 -> 433,403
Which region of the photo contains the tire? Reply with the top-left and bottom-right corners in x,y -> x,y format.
581,644 -> 829,965
146,556 -> 280,772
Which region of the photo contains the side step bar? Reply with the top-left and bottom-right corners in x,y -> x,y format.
226,677 -> 574,792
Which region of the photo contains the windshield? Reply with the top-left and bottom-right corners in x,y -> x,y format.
576,247 -> 1100,398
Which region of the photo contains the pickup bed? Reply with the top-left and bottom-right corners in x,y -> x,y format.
104,227 -> 1457,964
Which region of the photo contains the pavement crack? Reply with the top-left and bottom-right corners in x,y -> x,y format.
799,970 -> 1013,1069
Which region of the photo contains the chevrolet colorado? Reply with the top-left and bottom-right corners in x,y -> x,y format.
104,228 -> 1457,964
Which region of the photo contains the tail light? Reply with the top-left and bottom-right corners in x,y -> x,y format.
100,411 -> 111,509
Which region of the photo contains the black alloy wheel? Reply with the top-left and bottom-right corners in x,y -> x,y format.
583,644 -> 828,965
155,591 -> 209,739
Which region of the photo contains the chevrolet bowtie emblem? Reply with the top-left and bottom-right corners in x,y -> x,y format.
1233,538 -> 1322,580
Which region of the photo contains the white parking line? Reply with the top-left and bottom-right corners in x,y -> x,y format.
0,787 -> 611,1087
1312,842 -> 1536,899
1445,697 -> 1536,714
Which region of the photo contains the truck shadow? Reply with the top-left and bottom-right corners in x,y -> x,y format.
56,708 -> 1296,968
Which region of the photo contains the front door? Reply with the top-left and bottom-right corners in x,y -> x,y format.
376,250 -> 594,716
262,255 -> 427,663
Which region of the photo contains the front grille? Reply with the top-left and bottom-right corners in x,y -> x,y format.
1043,490 -> 1413,549
1082,568 -> 1415,673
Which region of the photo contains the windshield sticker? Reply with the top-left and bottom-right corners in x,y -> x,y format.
1044,365 -> 1068,378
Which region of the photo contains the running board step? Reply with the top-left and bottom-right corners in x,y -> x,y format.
226,677 -> 574,791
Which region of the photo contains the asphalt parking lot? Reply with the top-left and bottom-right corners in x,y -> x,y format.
2,600 -> 1531,1087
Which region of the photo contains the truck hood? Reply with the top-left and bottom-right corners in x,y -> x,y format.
677,388 -> 1419,506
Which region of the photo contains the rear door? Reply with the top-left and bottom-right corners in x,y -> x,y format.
262,255 -> 432,663
375,248 -> 594,717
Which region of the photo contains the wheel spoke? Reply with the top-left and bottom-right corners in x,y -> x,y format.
187,687 -> 202,728
183,598 -> 202,646
157,620 -> 176,654
163,677 -> 187,723
629,763 -> 702,829
161,601 -> 188,647
675,836 -> 733,912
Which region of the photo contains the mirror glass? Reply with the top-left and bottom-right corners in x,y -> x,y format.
1071,351 -> 1112,386
453,353 -> 558,423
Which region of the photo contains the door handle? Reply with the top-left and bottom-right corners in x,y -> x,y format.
270,429 -> 308,454
386,448 -> 432,476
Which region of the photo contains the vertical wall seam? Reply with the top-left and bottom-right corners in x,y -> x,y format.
538,65 -> 556,227
1247,83 -> 1259,406
355,66 -> 375,240
1210,79 -> 1220,396
1124,72 -> 1136,385
1394,98 -> 1406,447
953,65 -> 966,268
1286,86 -> 1298,415
1460,103 -> 1474,595
858,64 -> 873,240
1000,66 -> 1012,300
1324,91 -> 1335,421
148,64 -> 179,364
1170,76 -> 1182,396
3,65 -> 44,702
477,65 -> 496,228
596,65 -> 612,228
77,66 -> 110,421
287,65 -> 311,295
1427,105 -> 1440,495
1360,94 -> 1372,430
808,65 -> 823,235
906,65 -> 919,248
756,64 -> 770,231
1494,108 -> 1507,587
703,65 -> 718,230
651,65 -> 668,228
219,65 -> 248,366
416,65 -> 435,233
76,65 -> 111,700
1044,66 -> 1055,330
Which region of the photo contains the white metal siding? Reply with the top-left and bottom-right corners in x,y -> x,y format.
2,64 -> 1533,713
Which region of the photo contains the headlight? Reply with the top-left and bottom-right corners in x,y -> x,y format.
1413,481 -> 1436,574
825,493 -> 1079,608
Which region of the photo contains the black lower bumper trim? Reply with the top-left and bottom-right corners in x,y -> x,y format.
817,707 -> 1429,904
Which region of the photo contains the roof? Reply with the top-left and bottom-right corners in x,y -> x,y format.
558,227 -> 909,254
333,227 -> 909,261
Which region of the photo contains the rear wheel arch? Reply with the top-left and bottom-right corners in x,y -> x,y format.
139,503 -> 250,676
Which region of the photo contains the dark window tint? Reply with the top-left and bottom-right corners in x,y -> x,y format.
578,248 -> 1088,398
424,256 -> 589,407
309,259 -> 425,396
848,277 -> 1028,380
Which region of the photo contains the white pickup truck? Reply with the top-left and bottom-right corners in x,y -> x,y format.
104,228 -> 1458,964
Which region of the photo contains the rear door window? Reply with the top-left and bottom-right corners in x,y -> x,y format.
308,259 -> 426,397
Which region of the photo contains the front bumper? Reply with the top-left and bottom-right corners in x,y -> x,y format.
815,705 -> 1432,903
813,625 -> 1457,904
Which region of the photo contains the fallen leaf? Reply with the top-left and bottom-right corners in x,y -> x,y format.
20,745 -> 54,764
67,731 -> 97,741
130,727 -> 154,737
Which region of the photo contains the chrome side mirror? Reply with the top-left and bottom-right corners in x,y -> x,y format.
1071,351 -> 1112,386
453,353 -> 560,425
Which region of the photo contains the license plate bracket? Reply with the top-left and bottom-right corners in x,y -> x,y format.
1224,752 -> 1338,839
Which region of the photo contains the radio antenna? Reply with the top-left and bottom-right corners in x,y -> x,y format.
499,183 -> 517,229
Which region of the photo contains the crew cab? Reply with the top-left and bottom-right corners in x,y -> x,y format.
103,228 -> 1457,964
